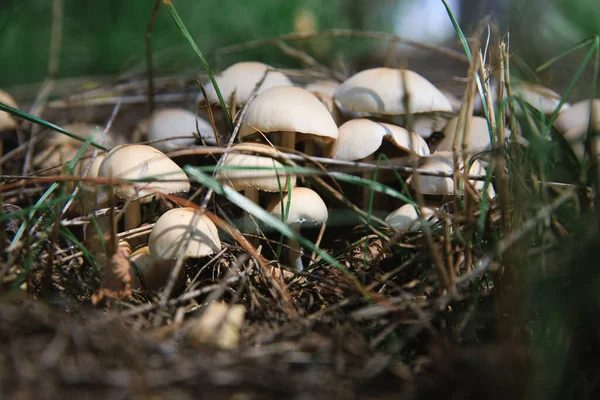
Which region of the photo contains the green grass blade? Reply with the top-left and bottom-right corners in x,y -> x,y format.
536,35 -> 598,73
441,0 -> 471,61
162,0 -> 233,131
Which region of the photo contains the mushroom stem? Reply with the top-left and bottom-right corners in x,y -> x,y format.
243,188 -> 259,241
281,131 -> 296,151
286,224 -> 303,271
303,140 -> 315,157
124,199 -> 142,246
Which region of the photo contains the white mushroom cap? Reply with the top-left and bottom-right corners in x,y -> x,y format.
333,68 -> 453,116
202,62 -> 293,105
98,144 -> 190,200
513,81 -> 566,115
408,151 -> 494,197
50,123 -> 126,148
0,89 -> 18,131
187,301 -> 245,349
554,99 -> 600,134
146,108 -> 216,152
305,80 -> 345,126
436,116 -> 510,154
219,143 -> 296,192
129,246 -> 176,290
267,187 -> 328,226
385,204 -> 437,232
561,120 -> 600,160
305,80 -> 340,98
239,86 -> 339,142
331,119 -> 429,161
149,207 -> 221,261
406,114 -> 449,139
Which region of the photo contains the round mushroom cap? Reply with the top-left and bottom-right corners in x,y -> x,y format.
239,86 -> 339,142
202,62 -> 293,105
305,80 -> 345,126
331,119 -> 429,161
146,108 -> 216,152
554,99 -> 600,134
267,187 -> 328,226
149,207 -> 221,261
561,120 -> 600,160
385,204 -> 437,232
0,89 -> 18,131
436,116 -> 510,154
305,80 -> 340,98
406,114 -> 449,139
333,68 -> 453,116
219,143 -> 296,192
407,151 -> 495,197
49,123 -> 126,148
98,144 -> 190,200
513,81 -> 566,115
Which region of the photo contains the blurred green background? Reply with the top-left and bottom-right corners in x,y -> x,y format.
1,0 -> 598,92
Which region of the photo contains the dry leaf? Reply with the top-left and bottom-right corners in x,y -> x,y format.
92,243 -> 133,305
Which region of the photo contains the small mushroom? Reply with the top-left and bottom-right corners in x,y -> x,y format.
331,118 -> 429,207
385,203 -> 438,232
98,144 -> 190,234
554,99 -> 600,134
129,245 -> 175,290
145,108 -> 217,152
267,187 -> 328,271
187,301 -> 245,350
218,142 -> 296,235
200,61 -> 293,107
435,116 -> 511,160
407,151 -> 495,199
305,80 -> 345,125
148,207 -> 221,262
240,86 -> 339,155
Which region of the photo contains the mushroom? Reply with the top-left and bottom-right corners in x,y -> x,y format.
331,118 -> 430,207
239,86 -> 339,155
333,68 -> 453,132
148,207 -> 221,262
305,80 -> 345,125
512,81 -> 567,116
267,187 -> 328,271
98,144 -> 190,234
385,203 -> 438,232
187,301 -> 245,350
218,142 -> 296,234
552,99 -> 600,161
129,245 -> 175,290
434,116 -> 511,160
407,151 -> 495,199
554,99 -> 600,133
144,108 -> 217,152
34,123 -> 125,174
200,61 -> 293,107
0,90 -> 18,159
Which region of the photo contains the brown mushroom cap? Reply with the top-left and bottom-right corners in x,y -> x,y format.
239,86 -> 339,142
218,143 -> 296,192
146,108 -> 216,152
149,207 -> 221,261
333,68 -> 453,116
0,90 -> 18,131
203,62 -> 293,105
331,118 -> 429,161
267,187 -> 328,226
98,144 -> 190,201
